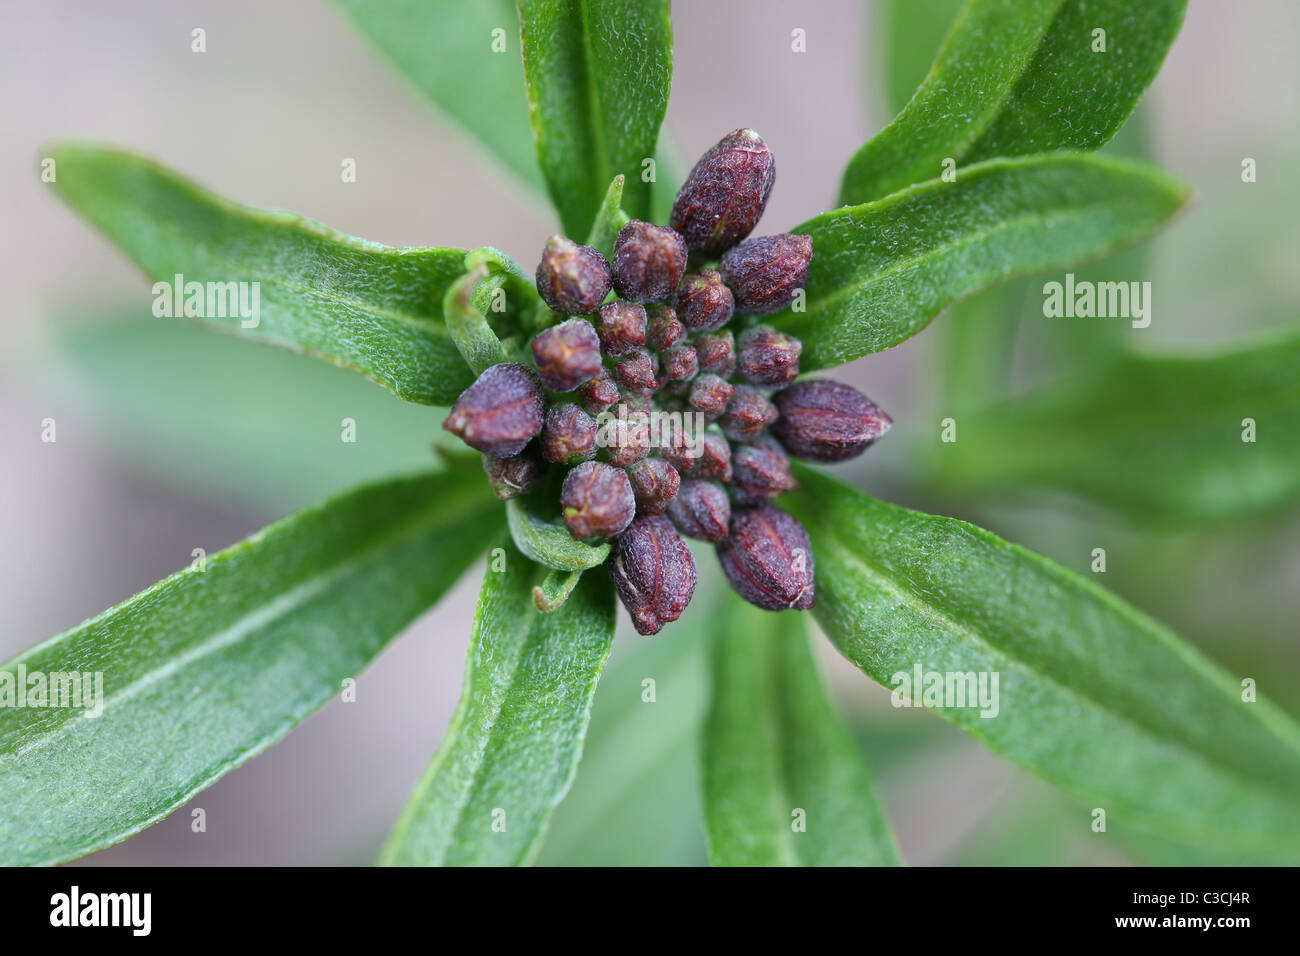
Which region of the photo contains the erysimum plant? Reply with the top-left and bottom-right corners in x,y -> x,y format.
6,0 -> 1300,867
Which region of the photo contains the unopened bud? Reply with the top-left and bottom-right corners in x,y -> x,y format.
645,303 -> 685,351
670,128 -> 776,257
605,407 -> 652,467
678,431 -> 731,482
661,342 -> 699,383
443,362 -> 545,457
613,347 -> 660,395
737,325 -> 802,387
694,329 -> 737,378
612,220 -> 689,303
609,515 -> 697,635
482,449 -> 542,500
561,460 -> 636,540
730,435 -> 797,506
535,235 -> 612,315
718,385 -> 779,442
667,479 -> 731,542
675,269 -> 734,332
771,379 -> 892,461
595,301 -> 647,356
717,505 -> 815,610
531,318 -> 603,392
576,367 -> 620,414
540,403 -> 598,465
718,234 -> 813,315
688,373 -> 735,419
626,457 -> 680,516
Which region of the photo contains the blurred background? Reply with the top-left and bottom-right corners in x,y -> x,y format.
2,0 -> 1297,864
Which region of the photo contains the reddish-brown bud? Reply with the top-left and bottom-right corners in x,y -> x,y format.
535,235 -> 612,315
613,347 -> 660,395
667,479 -> 731,542
718,234 -> 813,315
718,385 -> 779,442
736,325 -> 802,387
531,318 -> 603,392
612,220 -> 689,303
717,505 -> 815,610
609,515 -> 697,635
561,461 -> 636,540
540,403 -> 598,465
603,406 -> 652,467
771,379 -> 892,462
645,303 -> 685,351
730,435 -> 797,506
482,449 -> 542,500
443,362 -> 545,457
682,431 -> 732,482
670,128 -> 776,257
688,373 -> 735,418
694,329 -> 737,378
661,342 -> 699,383
626,457 -> 680,516
675,269 -> 734,332
595,301 -> 647,356
576,367 -> 620,414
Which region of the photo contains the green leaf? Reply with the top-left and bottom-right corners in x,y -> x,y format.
443,265 -> 510,375
380,540 -> 616,865
878,0 -> 966,117
331,0 -> 544,193
931,329 -> 1300,524
775,153 -> 1188,370
518,0 -> 672,237
50,143 -> 483,405
786,465 -> 1300,855
841,0 -> 1187,204
533,568 -> 583,611
585,175 -> 629,261
506,496 -> 611,570
702,594 -> 901,866
0,464 -> 499,866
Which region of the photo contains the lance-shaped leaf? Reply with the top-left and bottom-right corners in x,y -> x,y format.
773,154 -> 1188,370
931,329 -> 1300,524
841,0 -> 1187,204
703,595 -> 901,867
506,496 -> 611,571
878,0 -> 966,117
786,466 -> 1300,855
50,144 -> 486,405
518,0 -> 672,237
381,540 -> 616,865
0,463 -> 500,866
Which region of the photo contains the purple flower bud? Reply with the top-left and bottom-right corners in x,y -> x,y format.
482,449 -> 542,500
576,367 -> 620,414
645,304 -> 685,351
771,379 -> 893,462
561,460 -> 635,540
610,515 -> 697,635
717,505 -> 815,610
675,269 -> 734,333
670,128 -> 776,257
688,373 -> 735,419
443,362 -> 545,457
531,318 -> 603,392
626,457 -> 680,516
694,329 -> 737,378
718,385 -> 779,442
730,435 -> 797,506
667,480 -> 731,542
595,301 -> 647,356
535,235 -> 612,315
661,342 -> 699,383
604,406 -> 652,468
737,325 -> 802,387
612,220 -> 689,303
613,347 -> 660,395
540,402 -> 598,465
668,431 -> 731,482
718,234 -> 814,315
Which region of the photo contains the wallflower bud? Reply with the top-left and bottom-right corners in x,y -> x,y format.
718,385 -> 779,442
535,235 -> 612,315
604,407 -> 652,467
670,128 -> 776,257
694,329 -> 737,378
717,505 -> 815,610
561,461 -> 636,540
675,269 -> 734,332
661,342 -> 699,383
482,449 -> 542,500
671,431 -> 731,482
531,318 -> 603,392
736,325 -> 802,387
718,234 -> 813,315
688,373 -> 735,418
443,362 -> 545,457
540,402 -> 598,465
609,515 -> 697,635
626,457 -> 680,516
595,301 -> 647,356
612,220 -> 689,303
576,367 -> 620,414
645,304 -> 685,351
730,435 -> 797,506
613,347 -> 660,395
667,480 -> 731,542
771,379 -> 892,462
